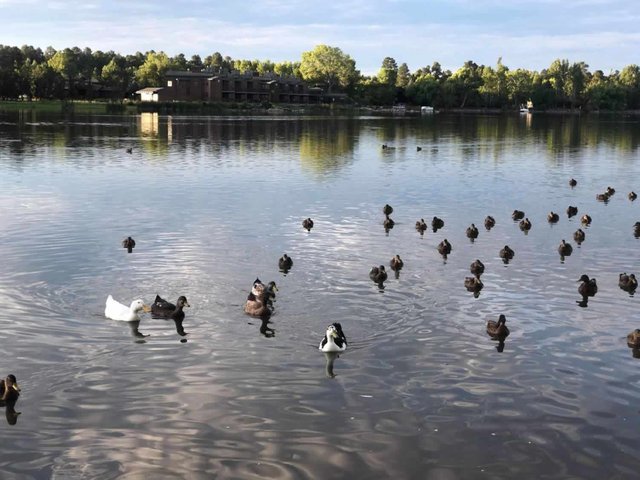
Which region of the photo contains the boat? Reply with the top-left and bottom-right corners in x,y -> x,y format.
520,100 -> 533,114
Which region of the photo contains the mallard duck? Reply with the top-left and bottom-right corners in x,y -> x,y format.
278,254 -> 293,271
105,295 -> 151,321
574,228 -> 586,244
581,214 -> 592,226
484,216 -> 496,230
151,295 -> 190,320
558,239 -> 573,258
566,206 -> 578,218
629,191 -> 637,201
596,192 -> 610,202
606,186 -> 616,196
519,218 -> 532,231
486,314 -> 510,339
499,245 -> 515,261
302,218 -> 314,231
578,274 -> 598,299
569,178 -> 577,187
619,273 -> 638,293
437,239 -> 452,256
547,212 -> 559,223
466,223 -> 479,240
244,279 -> 274,317
1,374 -> 20,403
383,204 -> 393,216
627,329 -> 640,347
319,323 -> 347,352
390,254 -> 404,271
464,276 -> 484,294
512,210 -> 525,221
416,146 -> 422,152
470,259 -> 485,277
122,236 -> 136,253
415,218 -> 427,234
369,265 -> 388,284
432,216 -> 444,231
383,215 -> 395,230
125,147 -> 133,154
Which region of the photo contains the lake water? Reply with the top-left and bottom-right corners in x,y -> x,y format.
1,110 -> 640,479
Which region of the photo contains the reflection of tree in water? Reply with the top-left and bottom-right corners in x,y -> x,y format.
299,120 -> 357,176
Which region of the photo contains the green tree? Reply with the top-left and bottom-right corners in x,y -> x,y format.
135,51 -> 173,87
405,74 -> 440,106
619,64 -> 640,109
47,48 -> 79,96
378,57 -> 398,86
299,45 -> 357,93
101,57 -> 130,94
396,63 -> 410,88
507,69 -> 535,107
446,60 -> 482,108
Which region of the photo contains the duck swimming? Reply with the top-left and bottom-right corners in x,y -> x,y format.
484,216 -> 496,230
629,191 -> 637,201
566,206 -> 578,218
1,375 -> 20,403
470,259 -> 485,278
578,274 -> 598,300
383,215 -> 395,231
512,210 -> 525,221
466,223 -> 479,240
319,323 -> 347,352
464,276 -> 484,296
519,218 -> 532,231
432,216 -> 444,232
244,279 -> 275,318
558,239 -> 573,259
596,192 -> 610,202
383,204 -> 393,216
390,254 -> 404,272
547,212 -> 559,223
619,273 -> 638,293
437,239 -> 452,257
415,218 -> 427,234
634,222 -> 640,238
151,295 -> 190,320
606,186 -> 616,196
627,329 -> 640,348
369,265 -> 388,284
122,236 -> 136,253
581,214 -> 592,226
499,245 -> 515,262
302,218 -> 314,231
278,254 -> 293,272
569,178 -> 577,187
105,295 -> 151,321
486,314 -> 510,339
574,228 -> 586,245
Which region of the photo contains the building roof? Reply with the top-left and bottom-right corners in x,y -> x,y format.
136,87 -> 164,93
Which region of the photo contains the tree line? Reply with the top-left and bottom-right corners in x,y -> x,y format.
0,43 -> 639,110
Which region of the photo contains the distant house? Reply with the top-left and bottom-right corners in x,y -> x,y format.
136,87 -> 168,102
139,70 -> 323,104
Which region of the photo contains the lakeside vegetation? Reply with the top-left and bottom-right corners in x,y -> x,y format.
1,43 -> 640,111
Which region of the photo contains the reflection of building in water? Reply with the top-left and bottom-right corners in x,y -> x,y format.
139,112 -> 159,137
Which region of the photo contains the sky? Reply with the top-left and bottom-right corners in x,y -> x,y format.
1,0 -> 639,75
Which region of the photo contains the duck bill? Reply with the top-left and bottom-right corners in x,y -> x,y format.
142,304 -> 152,313
185,302 -> 191,308
12,382 -> 20,393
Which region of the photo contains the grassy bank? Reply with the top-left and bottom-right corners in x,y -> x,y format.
0,100 -> 137,114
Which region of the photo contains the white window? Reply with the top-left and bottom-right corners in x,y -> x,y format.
167,80 -> 173,87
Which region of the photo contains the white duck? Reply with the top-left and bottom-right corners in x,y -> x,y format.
105,295 -> 151,321
319,323 -> 347,352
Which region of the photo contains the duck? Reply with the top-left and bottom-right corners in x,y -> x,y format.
486,314 -> 510,339
581,214 -> 592,226
619,273 -> 638,293
566,206 -> 578,218
606,186 -> 616,196
484,216 -> 496,230
466,223 -> 479,240
464,276 -> 484,294
122,236 -> 136,253
105,295 -> 151,321
0,374 -> 20,403
389,254 -> 404,272
415,218 -> 427,234
437,239 -> 452,256
244,279 -> 274,317
470,259 -> 485,278
569,178 -> 577,187
319,323 -> 347,352
634,222 -> 640,238
512,210 -> 525,221
629,191 -> 637,201
432,216 -> 445,231
125,147 -> 133,154
278,254 -> 293,271
558,239 -> 573,259
369,265 -> 388,284
547,211 -> 559,223
596,192 -> 610,202
302,218 -> 314,231
383,215 -> 395,230
577,274 -> 597,299
519,217 -> 532,231
627,329 -> 640,348
499,245 -> 515,261
416,146 -> 422,152
383,204 -> 393,216
573,228 -> 586,244
151,295 -> 190,320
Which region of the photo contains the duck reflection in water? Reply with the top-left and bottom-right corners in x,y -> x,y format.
128,319 -> 149,343
323,352 -> 341,378
1,374 -> 21,425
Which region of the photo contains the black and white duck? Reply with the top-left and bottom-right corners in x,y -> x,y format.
319,323 -> 347,352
